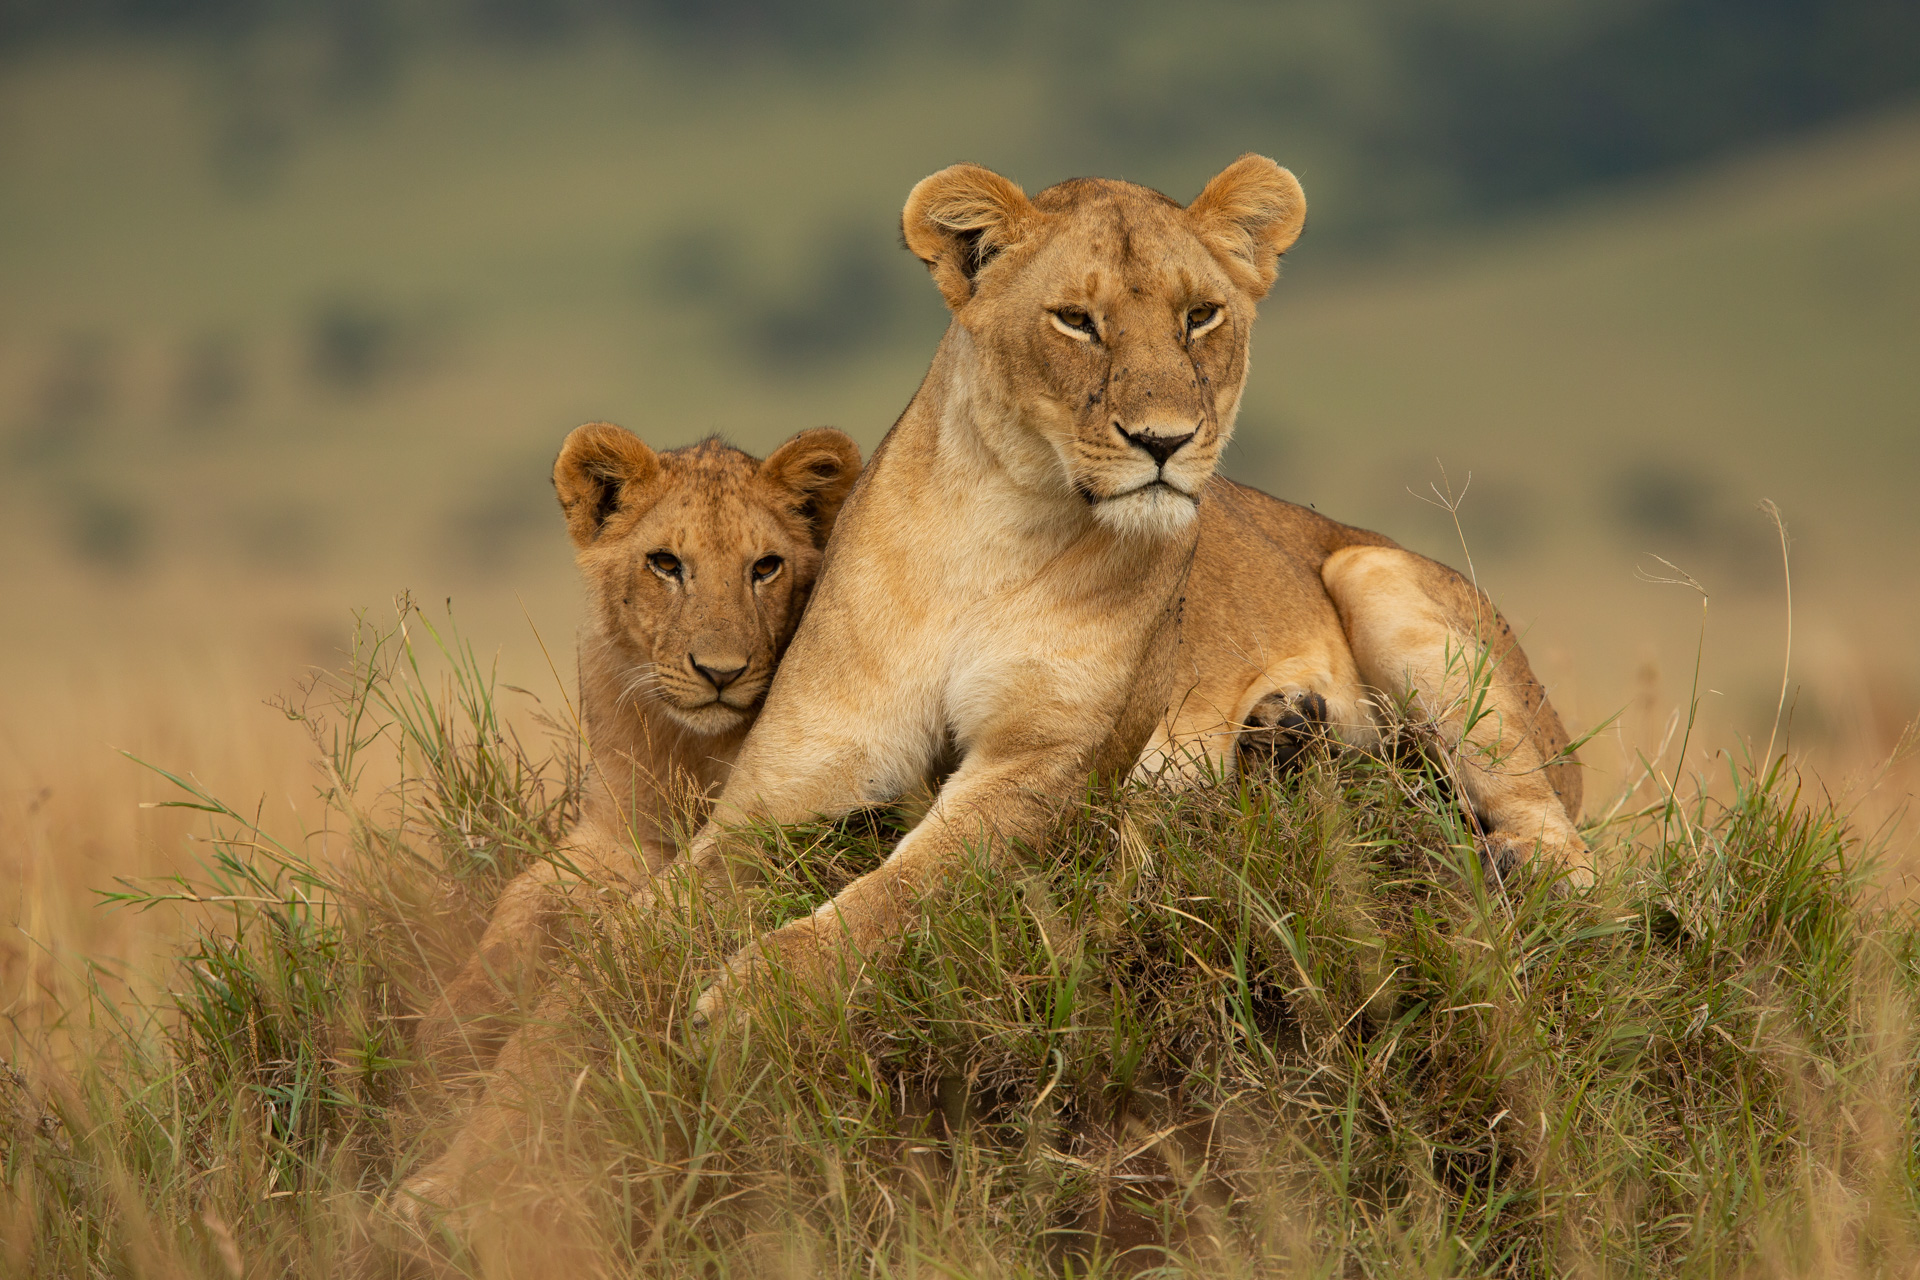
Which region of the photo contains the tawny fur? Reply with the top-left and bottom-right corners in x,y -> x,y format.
412,423 -> 860,1074
667,159 -> 1323,1020
396,157 -> 1304,1220
1138,480 -> 1587,876
398,154 -> 1586,1223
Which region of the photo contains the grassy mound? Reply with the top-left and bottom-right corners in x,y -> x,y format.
5,603 -> 1916,1277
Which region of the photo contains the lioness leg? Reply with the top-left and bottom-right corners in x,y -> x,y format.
1320,546 -> 1590,884
1141,649 -> 1377,786
690,739 -> 1082,1026
686,601 -> 1164,1023
413,824 -> 666,1076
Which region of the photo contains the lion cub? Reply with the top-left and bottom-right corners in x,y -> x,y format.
414,422 -> 860,1071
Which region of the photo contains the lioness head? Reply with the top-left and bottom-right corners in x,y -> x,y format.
554,424 -> 862,735
903,155 -> 1305,539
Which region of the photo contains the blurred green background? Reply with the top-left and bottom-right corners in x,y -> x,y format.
2,0 -> 1917,784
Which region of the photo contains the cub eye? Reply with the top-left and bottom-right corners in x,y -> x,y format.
646,551 -> 682,579
1049,307 -> 1098,341
751,554 -> 784,583
1186,303 -> 1223,337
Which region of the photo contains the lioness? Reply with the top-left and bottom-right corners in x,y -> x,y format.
413,422 -> 861,1071
399,155 -> 1583,1220
666,156 -> 1586,1030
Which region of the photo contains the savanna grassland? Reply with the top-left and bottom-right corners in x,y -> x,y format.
4,41 -> 1915,1007
5,606 -> 1919,1277
3,29 -> 1919,1278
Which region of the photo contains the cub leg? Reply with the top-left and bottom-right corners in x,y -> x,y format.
392,982 -> 586,1235
413,822 -> 665,1076
1320,546 -> 1591,885
395,710 -> 938,1217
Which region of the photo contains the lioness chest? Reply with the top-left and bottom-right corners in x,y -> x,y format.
809,455 -> 1187,776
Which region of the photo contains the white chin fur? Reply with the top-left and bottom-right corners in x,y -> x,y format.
664,700 -> 752,735
1091,485 -> 1198,540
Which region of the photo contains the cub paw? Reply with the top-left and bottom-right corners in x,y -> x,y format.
378,1169 -> 472,1254
1237,688 -> 1330,773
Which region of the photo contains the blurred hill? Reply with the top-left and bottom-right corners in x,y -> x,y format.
0,15 -> 1915,798
5,1 -> 1919,239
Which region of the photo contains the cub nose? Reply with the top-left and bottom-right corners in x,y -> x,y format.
690,656 -> 748,691
1117,424 -> 1197,467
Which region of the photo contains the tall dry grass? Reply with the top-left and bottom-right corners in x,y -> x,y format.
1,656 -> 325,1045
3,598 -> 1917,1277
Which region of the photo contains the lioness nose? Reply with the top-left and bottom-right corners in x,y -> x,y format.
691,657 -> 748,691
1118,424 -> 1197,466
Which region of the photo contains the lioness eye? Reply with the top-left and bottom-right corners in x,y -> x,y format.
1186,304 -> 1221,335
752,555 -> 783,583
647,551 -> 682,579
1049,307 -> 1098,340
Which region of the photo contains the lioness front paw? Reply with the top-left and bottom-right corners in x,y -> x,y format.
1238,688 -> 1330,772
690,915 -> 836,1034
1482,831 -> 1596,893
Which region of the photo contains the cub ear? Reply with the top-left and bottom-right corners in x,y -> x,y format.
553,422 -> 660,548
1186,154 -> 1307,300
902,163 -> 1038,311
757,427 -> 862,550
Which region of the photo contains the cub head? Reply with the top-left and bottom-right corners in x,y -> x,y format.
554,423 -> 861,736
903,155 -> 1305,540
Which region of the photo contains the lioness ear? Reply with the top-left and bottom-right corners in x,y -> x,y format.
902,163 -> 1038,311
757,427 -> 862,550
1186,154 -> 1307,300
553,422 -> 660,548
